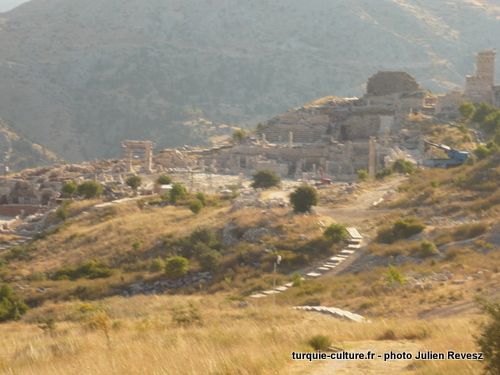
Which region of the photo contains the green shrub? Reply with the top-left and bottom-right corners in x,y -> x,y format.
289,185 -> 318,213
292,272 -> 304,287
190,227 -> 216,246
156,175 -> 173,185
196,192 -> 207,206
189,200 -> 203,214
377,217 -> 425,244
392,217 -> 425,239
458,101 -> 475,119
197,249 -> 222,272
375,167 -> 393,180
164,256 -> 189,279
323,223 -> 348,243
385,265 -> 405,286
149,258 -> 164,273
307,335 -> 331,351
125,175 -> 142,191
357,169 -> 369,182
61,182 -> 77,197
170,184 -> 188,204
475,297 -> 500,374
417,241 -> 438,258
251,170 -> 281,189
232,129 -> 247,142
53,260 -> 114,280
56,207 -> 68,221
0,284 -> 28,322
392,159 -> 415,174
78,181 -> 103,199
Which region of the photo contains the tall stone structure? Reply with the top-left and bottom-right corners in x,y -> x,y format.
465,49 -> 496,96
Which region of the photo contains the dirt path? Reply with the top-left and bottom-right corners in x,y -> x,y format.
316,176 -> 407,227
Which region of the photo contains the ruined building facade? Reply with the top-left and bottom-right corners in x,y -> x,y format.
153,50 -> 497,181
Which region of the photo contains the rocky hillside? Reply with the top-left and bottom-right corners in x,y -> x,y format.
1,0 -> 500,161
0,119 -> 60,172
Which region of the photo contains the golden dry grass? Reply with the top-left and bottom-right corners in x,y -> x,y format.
5,202 -> 233,277
0,292 -> 486,375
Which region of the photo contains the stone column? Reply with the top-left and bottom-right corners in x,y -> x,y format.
289,131 -> 293,147
144,144 -> 153,172
124,147 -> 133,172
369,137 -> 377,177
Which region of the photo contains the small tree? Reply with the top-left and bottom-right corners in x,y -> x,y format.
391,159 -> 415,174
126,175 -> 142,192
164,256 -> 189,279
149,258 -> 164,273
196,192 -> 207,206
78,181 -> 103,199
323,224 -> 348,243
357,169 -> 369,182
232,129 -> 247,142
156,174 -> 172,185
189,200 -> 203,214
289,185 -> 318,213
251,170 -> 281,189
189,227 -> 215,246
475,297 -> 500,374
61,182 -> 77,197
170,184 -> 188,204
197,249 -> 222,272
458,101 -> 475,119
385,265 -> 405,286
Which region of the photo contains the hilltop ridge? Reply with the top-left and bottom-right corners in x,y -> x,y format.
1,0 -> 500,161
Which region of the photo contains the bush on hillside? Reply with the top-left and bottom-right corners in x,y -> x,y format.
156,174 -> 173,185
251,170 -> 281,189
164,256 -> 189,279
323,224 -> 348,243
376,217 -> 425,244
53,260 -> 114,280
392,159 -> 415,174
289,185 -> 318,213
78,181 -> 104,199
0,284 -> 29,322
61,181 -> 78,197
475,297 -> 500,375
169,184 -> 188,204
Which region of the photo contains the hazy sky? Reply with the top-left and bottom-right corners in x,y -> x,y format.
0,0 -> 31,13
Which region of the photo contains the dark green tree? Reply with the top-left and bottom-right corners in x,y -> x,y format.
164,256 -> 189,279
251,170 -> 281,189
323,223 -> 348,243
475,297 -> 500,374
458,101 -> 475,119
156,174 -> 173,185
289,185 -> 319,213
232,129 -> 247,142
391,159 -> 415,174
189,200 -> 203,214
170,184 -> 188,203
77,181 -> 104,199
197,248 -> 222,272
61,182 -> 78,197
126,175 -> 142,192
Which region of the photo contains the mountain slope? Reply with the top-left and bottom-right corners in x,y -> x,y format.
1,0 -> 500,161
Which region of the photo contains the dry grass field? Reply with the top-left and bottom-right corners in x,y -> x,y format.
0,292 -> 487,375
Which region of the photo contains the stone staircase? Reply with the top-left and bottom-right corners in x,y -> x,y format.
250,227 -> 363,297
